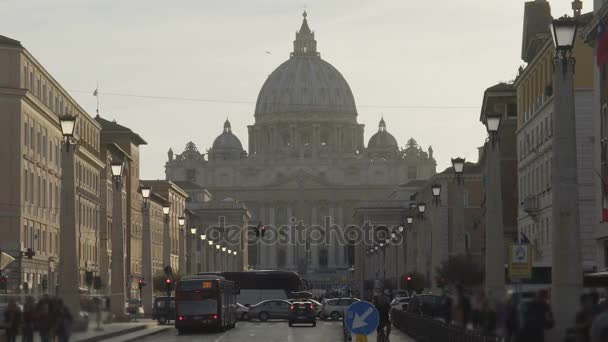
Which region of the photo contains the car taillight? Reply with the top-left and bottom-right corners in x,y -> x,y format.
290,305 -> 294,311
178,316 -> 184,321
213,314 -> 218,319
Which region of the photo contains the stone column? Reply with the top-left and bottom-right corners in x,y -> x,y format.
550,54 -> 582,341
453,184 -> 465,255
268,207 -> 277,269
485,140 -> 505,301
286,207 -> 296,269
58,146 -> 81,316
312,124 -> 320,158
141,205 -> 153,314
328,207 -> 336,268
311,206 -> 319,270
109,179 -> 126,319
337,206 -> 345,267
163,218 -> 171,268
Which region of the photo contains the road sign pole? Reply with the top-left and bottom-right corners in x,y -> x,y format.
356,335 -> 367,342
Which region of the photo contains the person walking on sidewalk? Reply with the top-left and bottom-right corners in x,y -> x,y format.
55,300 -> 73,342
21,297 -> 35,342
3,299 -> 22,342
35,295 -> 52,342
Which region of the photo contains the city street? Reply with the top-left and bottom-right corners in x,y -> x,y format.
135,320 -> 415,342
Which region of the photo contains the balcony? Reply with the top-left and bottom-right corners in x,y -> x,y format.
523,196 -> 540,217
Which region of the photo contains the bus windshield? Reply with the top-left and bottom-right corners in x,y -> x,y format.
177,299 -> 218,315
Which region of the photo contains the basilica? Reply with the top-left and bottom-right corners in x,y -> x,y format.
165,12 -> 436,285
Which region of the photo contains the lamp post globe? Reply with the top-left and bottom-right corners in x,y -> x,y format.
190,228 -> 196,235
201,234 -> 207,241
178,217 -> 186,228
417,202 -> 426,214
140,186 -> 151,201
110,161 -> 123,178
550,15 -> 578,51
59,115 -> 77,139
208,240 -> 213,246
406,216 -> 414,225
431,184 -> 441,197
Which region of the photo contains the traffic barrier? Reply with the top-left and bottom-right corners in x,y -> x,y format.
391,309 -> 500,342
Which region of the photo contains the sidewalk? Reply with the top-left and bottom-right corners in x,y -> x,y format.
1,318 -> 171,342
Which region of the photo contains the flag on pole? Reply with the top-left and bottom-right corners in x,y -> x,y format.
597,20 -> 608,66
93,88 -> 98,96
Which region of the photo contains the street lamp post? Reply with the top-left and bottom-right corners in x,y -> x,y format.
484,112 -> 506,301
140,185 -> 154,315
200,234 -> 207,272
452,157 -> 466,255
207,240 -> 214,271
549,15 -> 582,340
57,114 -> 81,316
189,228 -> 196,274
109,158 -> 128,320
161,205 -> 170,270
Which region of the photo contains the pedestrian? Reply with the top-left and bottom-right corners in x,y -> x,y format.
55,300 -> 73,342
504,293 -> 520,342
452,285 -> 471,328
35,295 -> 52,342
574,294 -> 594,342
21,296 -> 35,342
479,297 -> 497,335
2,299 -> 22,342
515,289 -> 554,342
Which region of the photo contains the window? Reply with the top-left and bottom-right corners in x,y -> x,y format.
24,120 -> 28,146
24,168 -> 28,203
507,103 -> 517,117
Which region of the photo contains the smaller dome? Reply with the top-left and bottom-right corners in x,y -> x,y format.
212,119 -> 243,150
368,117 -> 398,149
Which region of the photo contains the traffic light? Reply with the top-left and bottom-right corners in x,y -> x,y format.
261,225 -> 267,237
165,277 -> 173,295
138,278 -> 145,290
406,274 -> 413,291
0,275 -> 7,290
254,223 -> 261,237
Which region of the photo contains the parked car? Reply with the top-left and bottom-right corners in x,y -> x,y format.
407,294 -> 443,318
248,299 -> 292,321
237,303 -> 249,321
152,297 -> 175,324
320,298 -> 359,320
390,297 -> 410,310
288,301 -> 316,327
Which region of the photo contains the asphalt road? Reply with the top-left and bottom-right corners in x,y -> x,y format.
134,320 -> 415,341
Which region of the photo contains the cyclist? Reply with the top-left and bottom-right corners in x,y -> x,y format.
372,290 -> 392,342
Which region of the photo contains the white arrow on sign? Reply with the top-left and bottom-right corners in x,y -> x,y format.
352,307 -> 374,329
0,252 -> 15,270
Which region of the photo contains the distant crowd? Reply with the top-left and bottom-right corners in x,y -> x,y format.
1,295 -> 74,342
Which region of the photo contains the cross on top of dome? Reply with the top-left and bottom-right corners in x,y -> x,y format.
379,116 -> 387,132
292,10 -> 319,57
224,118 -> 232,133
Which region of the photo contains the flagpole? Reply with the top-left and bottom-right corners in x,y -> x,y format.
96,82 -> 99,115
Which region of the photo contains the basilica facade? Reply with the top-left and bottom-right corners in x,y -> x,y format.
165,12 -> 436,284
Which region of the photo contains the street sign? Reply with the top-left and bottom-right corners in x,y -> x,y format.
0,252 -> 15,270
509,243 -> 532,279
344,301 -> 379,336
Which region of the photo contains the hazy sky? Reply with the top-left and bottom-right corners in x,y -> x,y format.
2,0 -> 577,179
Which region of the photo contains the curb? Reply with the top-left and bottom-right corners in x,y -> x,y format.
75,325 -> 147,342
119,327 -> 172,342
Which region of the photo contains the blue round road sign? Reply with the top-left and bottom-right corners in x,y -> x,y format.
344,301 -> 379,336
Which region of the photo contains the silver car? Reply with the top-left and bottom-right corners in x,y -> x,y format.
320,298 -> 359,320
248,299 -> 291,322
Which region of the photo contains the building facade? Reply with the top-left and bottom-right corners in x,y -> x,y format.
515,2 -> 597,273
0,35 -> 104,294
164,12 -> 436,284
